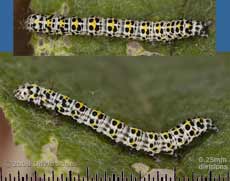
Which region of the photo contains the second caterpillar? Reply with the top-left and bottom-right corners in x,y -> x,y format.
14,83 -> 218,158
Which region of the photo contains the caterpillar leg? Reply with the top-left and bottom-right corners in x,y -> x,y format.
72,118 -> 78,128
166,150 -> 175,156
166,40 -> 174,45
49,34 -> 63,40
164,149 -> 180,159
210,124 -> 219,132
167,41 -> 175,56
128,148 -> 138,155
173,152 -> 183,160
149,154 -> 160,162
153,156 -> 161,163
150,40 -> 157,46
205,20 -> 212,27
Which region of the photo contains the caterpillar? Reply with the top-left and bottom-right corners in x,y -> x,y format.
14,83 -> 218,157
25,14 -> 211,43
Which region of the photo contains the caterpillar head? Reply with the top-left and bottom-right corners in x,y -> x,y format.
189,117 -> 219,135
14,83 -> 38,102
25,14 -> 43,32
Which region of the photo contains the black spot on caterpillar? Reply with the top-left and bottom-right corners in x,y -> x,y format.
25,14 -> 211,43
14,83 -> 218,157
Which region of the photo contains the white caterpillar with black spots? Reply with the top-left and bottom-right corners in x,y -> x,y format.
25,14 -> 211,43
14,83 -> 218,157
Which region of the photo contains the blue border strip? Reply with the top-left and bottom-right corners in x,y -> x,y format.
216,0 -> 230,52
0,0 -> 13,52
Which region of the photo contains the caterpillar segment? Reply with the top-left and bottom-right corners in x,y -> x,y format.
14,83 -> 218,157
25,14 -> 211,43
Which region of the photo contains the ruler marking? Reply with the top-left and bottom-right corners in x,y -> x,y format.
18,171 -> 20,181
0,167 -> 2,181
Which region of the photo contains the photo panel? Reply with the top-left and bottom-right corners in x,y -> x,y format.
0,55 -> 230,179
14,0 -> 216,56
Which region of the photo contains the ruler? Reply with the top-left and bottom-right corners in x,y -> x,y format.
0,167 -> 229,181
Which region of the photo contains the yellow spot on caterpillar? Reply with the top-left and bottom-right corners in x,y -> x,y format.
125,21 -> 132,32
46,19 -> 52,27
186,23 -> 192,28
34,19 -> 39,25
57,104 -> 62,109
163,132 -> 168,138
149,133 -> 154,139
41,97 -> 47,103
95,110 -> 102,114
72,20 -> 78,27
142,24 -> 148,33
185,120 -> 190,124
47,89 -> 53,93
59,20 -> 65,27
63,96 -> 69,100
155,24 -> 161,31
108,20 -> 115,31
129,139 -> 135,144
89,121 -> 97,127
31,83 -> 38,87
115,119 -> 121,124
176,22 -> 182,28
131,128 -> 138,134
78,102 -> 84,108
174,128 -> 180,133
90,19 -> 97,29
29,95 -> 35,99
